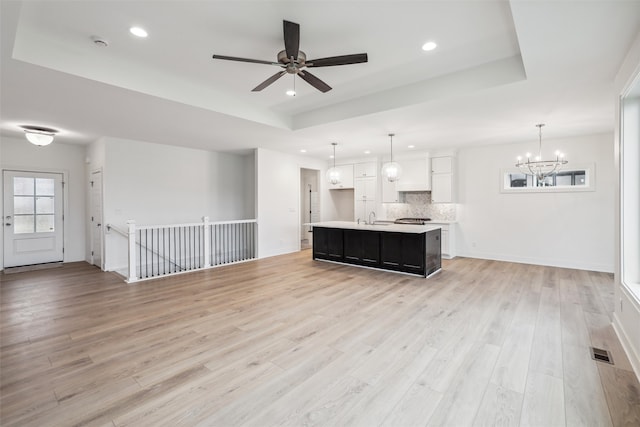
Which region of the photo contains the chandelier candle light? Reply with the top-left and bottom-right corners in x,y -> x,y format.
516,124 -> 567,183
326,142 -> 341,185
381,133 -> 402,182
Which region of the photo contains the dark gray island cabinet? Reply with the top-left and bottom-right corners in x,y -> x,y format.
311,221 -> 442,278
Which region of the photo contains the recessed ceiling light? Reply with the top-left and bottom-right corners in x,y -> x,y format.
300,149 -> 307,153
286,90 -> 296,97
130,27 -> 148,38
408,145 -> 415,149
364,150 -> 371,154
329,155 -> 334,159
422,41 -> 437,51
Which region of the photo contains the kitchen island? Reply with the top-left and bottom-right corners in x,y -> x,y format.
310,221 -> 442,278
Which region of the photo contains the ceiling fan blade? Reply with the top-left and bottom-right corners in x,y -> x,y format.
252,71 -> 286,91
212,54 -> 280,66
298,70 -> 332,93
283,20 -> 300,61
307,53 -> 369,67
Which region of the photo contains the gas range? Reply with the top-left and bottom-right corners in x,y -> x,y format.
393,217 -> 431,225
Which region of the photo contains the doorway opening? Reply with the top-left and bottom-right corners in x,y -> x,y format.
90,170 -> 103,269
300,168 -> 320,250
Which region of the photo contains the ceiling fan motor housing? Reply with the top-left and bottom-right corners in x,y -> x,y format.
278,49 -> 306,74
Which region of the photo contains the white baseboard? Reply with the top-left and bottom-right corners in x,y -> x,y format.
612,285 -> 640,381
613,312 -> 640,381
455,250 -> 614,273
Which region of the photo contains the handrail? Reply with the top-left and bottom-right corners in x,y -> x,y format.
106,224 -> 128,237
136,218 -> 257,231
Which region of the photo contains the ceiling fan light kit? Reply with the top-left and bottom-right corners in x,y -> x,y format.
212,20 -> 368,93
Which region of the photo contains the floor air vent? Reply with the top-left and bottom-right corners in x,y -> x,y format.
590,347 -> 613,365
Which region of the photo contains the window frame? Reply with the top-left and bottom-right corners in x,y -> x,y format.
499,163 -> 595,194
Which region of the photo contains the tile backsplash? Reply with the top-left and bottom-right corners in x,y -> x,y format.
381,192 -> 457,221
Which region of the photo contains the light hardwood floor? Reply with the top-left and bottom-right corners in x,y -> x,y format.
1,252 -> 639,426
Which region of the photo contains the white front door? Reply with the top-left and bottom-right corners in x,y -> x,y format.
90,170 -> 103,268
3,170 -> 64,267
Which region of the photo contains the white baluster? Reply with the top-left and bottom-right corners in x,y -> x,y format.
202,216 -> 211,268
126,220 -> 137,283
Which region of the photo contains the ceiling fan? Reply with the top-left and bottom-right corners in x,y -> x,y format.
212,20 -> 368,93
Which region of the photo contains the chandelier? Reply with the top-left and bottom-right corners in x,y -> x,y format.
516,124 -> 567,183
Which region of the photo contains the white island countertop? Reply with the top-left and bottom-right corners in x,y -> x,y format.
309,221 -> 442,234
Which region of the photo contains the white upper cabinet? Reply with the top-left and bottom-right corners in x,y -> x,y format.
431,156 -> 455,203
396,157 -> 431,192
431,156 -> 452,174
354,162 -> 377,178
328,164 -> 354,190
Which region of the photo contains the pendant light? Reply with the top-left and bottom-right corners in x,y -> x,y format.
381,133 -> 401,182
326,142 -> 341,185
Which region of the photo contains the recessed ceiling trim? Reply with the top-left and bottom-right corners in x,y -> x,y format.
291,54 -> 527,130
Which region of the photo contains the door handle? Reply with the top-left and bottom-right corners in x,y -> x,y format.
5,223 -> 11,226
97,223 -> 101,227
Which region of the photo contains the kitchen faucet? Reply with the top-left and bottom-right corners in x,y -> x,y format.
368,211 -> 376,225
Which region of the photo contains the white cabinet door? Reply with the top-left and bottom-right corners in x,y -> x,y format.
431,174 -> 452,203
396,158 -> 430,191
354,162 -> 377,178
382,178 -> 399,203
328,164 -> 354,190
355,177 -> 376,200
441,230 -> 450,256
431,156 -> 452,174
431,156 -> 455,203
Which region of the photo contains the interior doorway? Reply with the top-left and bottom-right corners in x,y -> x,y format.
300,168 -> 320,250
90,170 -> 103,269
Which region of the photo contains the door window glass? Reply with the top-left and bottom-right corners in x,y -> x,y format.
12,177 -> 56,234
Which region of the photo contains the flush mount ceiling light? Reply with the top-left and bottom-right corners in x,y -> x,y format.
516,124 -> 568,184
130,26 -> 148,38
326,142 -> 341,185
381,133 -> 402,182
422,41 -> 437,51
21,125 -> 58,146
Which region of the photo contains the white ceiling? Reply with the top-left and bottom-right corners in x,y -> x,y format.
1,0 -> 639,160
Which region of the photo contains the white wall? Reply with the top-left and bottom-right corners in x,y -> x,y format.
88,137 -> 254,271
255,148 -> 329,259
456,133 -> 615,272
0,136 -> 87,268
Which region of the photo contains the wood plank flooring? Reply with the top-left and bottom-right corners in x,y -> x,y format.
1,252 -> 639,426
